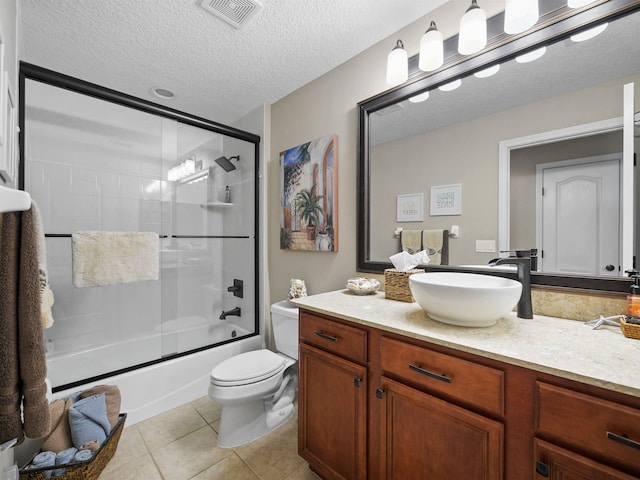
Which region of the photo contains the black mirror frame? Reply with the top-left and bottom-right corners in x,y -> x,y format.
357,0 -> 640,293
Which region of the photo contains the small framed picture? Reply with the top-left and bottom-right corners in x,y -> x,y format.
430,184 -> 461,216
396,193 -> 423,222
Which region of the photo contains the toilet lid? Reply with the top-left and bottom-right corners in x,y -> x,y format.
210,350 -> 286,387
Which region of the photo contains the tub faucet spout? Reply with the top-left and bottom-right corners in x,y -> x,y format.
489,257 -> 533,319
220,307 -> 241,320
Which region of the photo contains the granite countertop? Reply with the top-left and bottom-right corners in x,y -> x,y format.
292,290 -> 640,398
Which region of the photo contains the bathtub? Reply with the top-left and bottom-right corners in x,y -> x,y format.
47,318 -> 262,426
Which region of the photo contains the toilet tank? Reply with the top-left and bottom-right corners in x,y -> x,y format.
271,300 -> 299,360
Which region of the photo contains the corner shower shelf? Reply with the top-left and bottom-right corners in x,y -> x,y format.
200,202 -> 233,208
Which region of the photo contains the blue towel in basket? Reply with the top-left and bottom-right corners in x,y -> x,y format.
30,451 -> 55,478
52,447 -> 77,476
74,449 -> 93,462
68,393 -> 111,449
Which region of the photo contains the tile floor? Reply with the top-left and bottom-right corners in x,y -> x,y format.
97,397 -> 319,480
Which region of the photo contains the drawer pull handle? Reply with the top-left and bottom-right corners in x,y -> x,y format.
607,431 -> 640,451
313,331 -> 338,342
409,364 -> 452,383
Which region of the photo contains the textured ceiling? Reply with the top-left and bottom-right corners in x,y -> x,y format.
19,0 -> 448,126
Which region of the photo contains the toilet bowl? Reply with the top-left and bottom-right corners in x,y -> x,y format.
208,300 -> 299,447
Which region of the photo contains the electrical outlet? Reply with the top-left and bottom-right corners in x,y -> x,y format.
476,240 -> 496,253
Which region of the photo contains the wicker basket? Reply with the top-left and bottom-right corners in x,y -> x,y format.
384,268 -> 425,302
620,317 -> 640,340
20,413 -> 126,480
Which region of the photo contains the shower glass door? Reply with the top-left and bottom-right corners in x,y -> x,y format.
22,70 -> 259,389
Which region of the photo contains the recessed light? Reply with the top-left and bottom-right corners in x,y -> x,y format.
150,87 -> 176,100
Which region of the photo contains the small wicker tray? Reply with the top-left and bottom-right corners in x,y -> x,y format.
20,413 -> 126,480
620,317 -> 640,340
384,268 -> 425,303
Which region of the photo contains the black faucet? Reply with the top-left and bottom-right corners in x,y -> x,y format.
489,257 -> 533,319
219,307 -> 241,320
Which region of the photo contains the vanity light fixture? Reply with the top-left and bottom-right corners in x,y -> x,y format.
515,46 -> 547,63
386,40 -> 408,85
504,0 -> 539,34
570,22 -> 608,42
419,21 -> 444,72
568,0 -> 596,7
458,0 -> 487,55
473,64 -> 500,78
438,79 -> 462,92
408,91 -> 430,103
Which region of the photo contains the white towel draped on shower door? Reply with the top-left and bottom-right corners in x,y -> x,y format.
71,231 -> 159,288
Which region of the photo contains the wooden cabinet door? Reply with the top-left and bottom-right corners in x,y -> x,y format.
534,439 -> 639,480
379,376 -> 503,480
298,343 -> 367,480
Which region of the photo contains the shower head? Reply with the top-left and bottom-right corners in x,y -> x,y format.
214,155 -> 240,172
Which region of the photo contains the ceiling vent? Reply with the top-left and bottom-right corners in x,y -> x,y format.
200,0 -> 263,29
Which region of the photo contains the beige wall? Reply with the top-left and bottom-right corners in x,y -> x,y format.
268,0 -> 505,300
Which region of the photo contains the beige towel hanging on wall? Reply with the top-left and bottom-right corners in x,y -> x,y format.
72,231 -> 159,288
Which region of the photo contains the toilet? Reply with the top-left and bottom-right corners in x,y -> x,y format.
208,300 -> 299,447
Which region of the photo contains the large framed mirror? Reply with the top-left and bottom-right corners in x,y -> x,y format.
358,0 -> 640,292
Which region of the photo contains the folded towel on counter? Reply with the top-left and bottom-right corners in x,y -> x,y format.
30,451 -> 56,475
31,201 -> 55,329
400,230 -> 422,254
422,229 -> 444,265
51,447 -> 77,476
73,448 -> 93,462
68,394 -> 110,448
79,385 -> 121,429
42,397 -> 73,453
72,231 -> 159,287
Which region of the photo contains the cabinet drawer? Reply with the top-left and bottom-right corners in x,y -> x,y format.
537,382 -> 640,470
299,311 -> 367,364
380,336 -> 504,415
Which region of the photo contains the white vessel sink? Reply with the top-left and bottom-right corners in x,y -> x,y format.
409,272 -> 522,327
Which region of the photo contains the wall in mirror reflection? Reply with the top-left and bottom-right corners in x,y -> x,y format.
369,71 -> 640,274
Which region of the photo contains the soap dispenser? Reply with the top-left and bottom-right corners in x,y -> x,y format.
625,270 -> 640,323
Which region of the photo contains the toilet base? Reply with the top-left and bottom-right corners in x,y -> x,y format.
217,399 -> 295,448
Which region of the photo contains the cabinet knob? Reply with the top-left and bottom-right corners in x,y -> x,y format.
375,388 -> 384,399
354,378 -> 362,388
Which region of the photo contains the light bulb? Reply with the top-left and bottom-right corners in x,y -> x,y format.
386,40 -> 408,85
515,46 -> 547,63
474,64 -> 500,78
408,92 -> 430,103
419,22 -> 444,72
439,79 -> 462,92
570,23 -> 608,42
458,1 -> 487,55
504,0 -> 539,34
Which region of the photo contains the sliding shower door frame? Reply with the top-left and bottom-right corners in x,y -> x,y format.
19,62 -> 261,392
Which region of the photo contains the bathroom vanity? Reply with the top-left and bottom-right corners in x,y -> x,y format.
293,290 -> 640,480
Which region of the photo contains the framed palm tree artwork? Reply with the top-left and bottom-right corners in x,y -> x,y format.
280,134 -> 338,252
